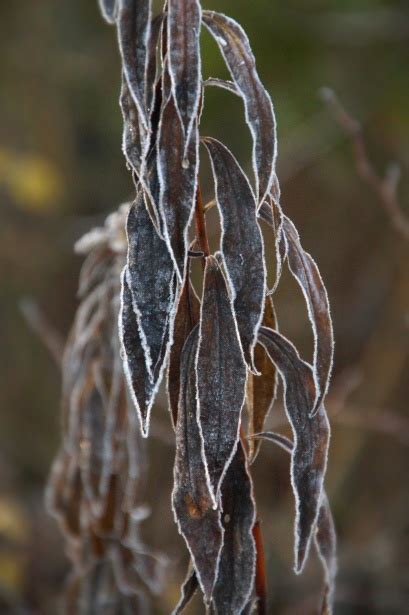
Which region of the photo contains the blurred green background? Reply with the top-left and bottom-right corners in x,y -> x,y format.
0,1 -> 408,613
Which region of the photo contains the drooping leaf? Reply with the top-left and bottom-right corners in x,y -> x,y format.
253,432 -> 337,614
117,0 -> 152,130
196,255 -> 247,504
203,137 -> 266,370
203,11 -> 277,205
126,194 -> 175,379
259,200 -> 333,414
212,442 -> 256,615
172,565 -> 199,615
259,197 -> 287,294
168,276 -> 200,429
120,16 -> 163,179
172,326 -> 223,602
157,95 -> 199,282
283,216 -> 334,416
258,326 -> 330,573
203,77 -> 240,97
98,0 -> 118,24
246,296 -> 278,462
167,0 -> 202,148
119,268 -> 155,437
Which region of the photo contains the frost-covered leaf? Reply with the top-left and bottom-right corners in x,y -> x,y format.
119,269 -> 155,436
117,0 -> 152,130
203,77 -> 239,97
203,137 -> 266,370
283,216 -> 334,416
157,95 -> 199,282
253,432 -> 336,614
212,442 -> 256,615
247,296 -> 278,462
168,276 -> 200,429
259,197 -> 287,294
259,326 -> 330,573
98,0 -> 118,24
168,0 -> 202,148
259,200 -> 333,414
126,195 -> 175,379
196,255 -> 247,504
172,326 -> 223,601
172,565 -> 199,615
203,11 -> 277,205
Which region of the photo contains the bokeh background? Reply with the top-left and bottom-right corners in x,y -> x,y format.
1,1 -> 408,613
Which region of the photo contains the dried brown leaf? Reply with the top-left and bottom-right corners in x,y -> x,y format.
212,442 -> 256,615
168,276 -> 200,429
246,296 -> 278,462
126,195 -> 175,379
253,432 -> 337,615
259,326 -> 330,573
117,0 -> 152,130
172,565 -> 199,615
203,137 -> 266,370
168,0 -> 202,148
172,326 -> 223,602
98,0 -> 118,24
203,11 -> 277,205
196,255 -> 247,504
157,95 -> 199,282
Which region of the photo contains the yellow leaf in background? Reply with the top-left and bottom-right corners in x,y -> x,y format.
0,148 -> 63,213
0,496 -> 29,544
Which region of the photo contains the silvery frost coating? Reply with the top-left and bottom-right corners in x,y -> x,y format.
46,206 -> 167,613
89,2 -> 337,613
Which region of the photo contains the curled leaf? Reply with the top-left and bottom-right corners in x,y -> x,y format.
168,276 -> 200,429
119,268 -> 155,436
172,326 -> 223,601
203,137 -> 266,370
172,565 -> 199,615
196,256 -> 247,505
117,0 -> 152,130
98,0 -> 118,24
203,11 -> 277,205
259,200 -> 333,414
212,442 -> 256,615
253,432 -> 337,615
203,77 -> 239,97
167,0 -> 202,148
246,296 -> 278,462
283,216 -> 334,416
259,326 -> 330,573
157,95 -> 199,282
126,195 -> 175,379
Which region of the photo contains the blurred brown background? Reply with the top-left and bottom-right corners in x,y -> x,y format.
1,1 -> 408,613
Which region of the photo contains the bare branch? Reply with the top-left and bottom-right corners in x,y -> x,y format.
320,87 -> 409,240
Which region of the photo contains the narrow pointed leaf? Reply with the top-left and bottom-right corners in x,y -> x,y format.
283,216 -> 334,415
203,11 -> 277,205
168,0 -> 202,147
259,326 -> 330,573
126,195 -> 175,378
117,0 -> 152,130
196,256 -> 247,504
254,432 -> 337,614
212,442 -> 256,615
119,269 -> 154,436
98,0 -> 118,24
172,326 -> 223,601
203,137 -> 266,370
247,297 -> 278,462
172,565 -> 199,615
158,95 -> 199,282
204,77 -> 240,97
259,197 -> 286,294
168,276 -> 200,429
259,200 -> 333,414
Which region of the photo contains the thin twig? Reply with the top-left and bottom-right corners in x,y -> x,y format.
320,87 -> 409,240
19,298 -> 64,367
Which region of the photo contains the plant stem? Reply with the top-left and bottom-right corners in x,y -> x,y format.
195,184 -> 210,261
253,520 -> 267,614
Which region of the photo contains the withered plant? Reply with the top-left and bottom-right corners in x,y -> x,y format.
50,1 -> 337,613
